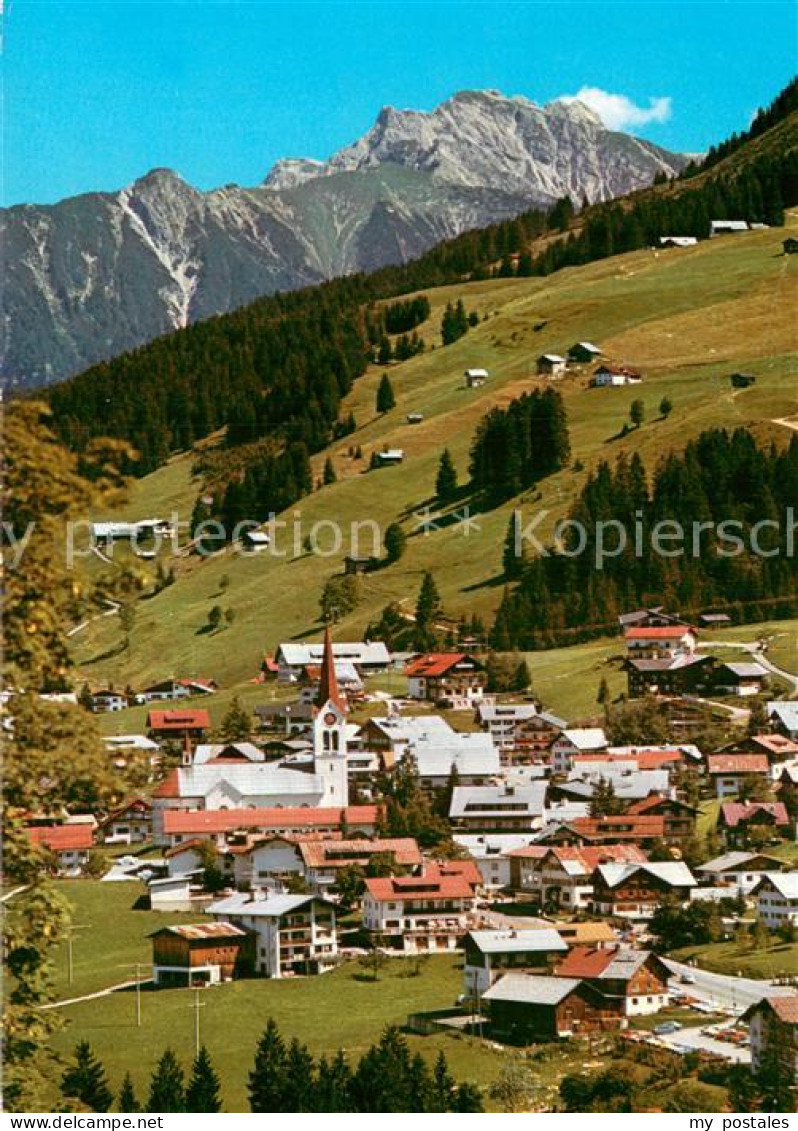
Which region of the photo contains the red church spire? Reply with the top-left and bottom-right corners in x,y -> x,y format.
317,622 -> 346,711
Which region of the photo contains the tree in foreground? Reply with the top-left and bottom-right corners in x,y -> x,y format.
147,1048 -> 186,1113
248,1018 -> 288,1112
117,1072 -> 140,1113
218,693 -> 251,742
489,1064 -> 539,1112
61,1041 -> 113,1112
186,1046 -> 222,1113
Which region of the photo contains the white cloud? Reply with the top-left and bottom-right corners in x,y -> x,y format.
561,86 -> 672,130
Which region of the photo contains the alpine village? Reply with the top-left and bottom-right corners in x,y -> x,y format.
4,74 -> 798,1116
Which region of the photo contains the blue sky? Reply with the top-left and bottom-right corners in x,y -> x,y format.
4,0 -> 796,206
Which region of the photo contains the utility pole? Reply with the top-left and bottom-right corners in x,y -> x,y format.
189,986 -> 206,1056
134,962 -> 143,1026
65,924 -> 90,985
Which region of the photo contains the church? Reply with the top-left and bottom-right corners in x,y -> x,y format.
151,627 -> 350,842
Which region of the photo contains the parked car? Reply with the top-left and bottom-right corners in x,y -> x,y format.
680,972 -> 696,984
654,1021 -> 683,1035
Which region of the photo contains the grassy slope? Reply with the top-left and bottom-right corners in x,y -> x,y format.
72,216 -> 798,698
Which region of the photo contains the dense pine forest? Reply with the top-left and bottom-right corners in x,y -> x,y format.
469,388 -> 571,503
490,429 -> 798,649
42,82 -> 797,480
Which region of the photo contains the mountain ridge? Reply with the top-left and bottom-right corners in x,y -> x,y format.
2,89 -> 687,390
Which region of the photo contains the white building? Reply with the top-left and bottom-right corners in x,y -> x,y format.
752,873 -> 798,930
404,731 -> 500,789
274,639 -> 390,683
206,892 -> 338,977
362,865 -> 476,953
696,852 -> 789,896
449,782 -> 547,832
477,703 -> 539,751
463,928 -> 568,996
550,728 -> 608,773
454,833 -> 541,889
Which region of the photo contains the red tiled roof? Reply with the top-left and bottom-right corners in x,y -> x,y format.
624,626 -> 694,640
507,846 -> 549,860
720,802 -> 789,828
427,858 -> 483,888
573,750 -> 685,770
364,872 -> 475,902
508,843 -> 647,868
147,709 -> 211,730
707,754 -> 769,775
162,805 -> 380,835
768,996 -> 798,1024
405,653 -> 467,677
152,769 -> 181,798
627,795 -> 696,816
750,734 -> 798,756
556,946 -> 617,979
100,797 -> 153,825
27,824 -> 94,851
300,838 -> 422,869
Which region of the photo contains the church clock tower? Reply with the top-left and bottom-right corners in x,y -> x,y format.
313,624 -> 349,806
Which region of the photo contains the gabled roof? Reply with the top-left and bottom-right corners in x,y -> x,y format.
768,701 -> 798,730
569,815 -> 666,840
556,945 -> 655,981
364,871 -> 475,902
697,851 -> 785,874
466,928 -> 567,956
720,801 -> 789,828
207,892 -> 335,918
707,754 -> 770,775
556,728 -> 607,751
150,922 -> 248,941
147,709 -> 211,730
161,805 -> 380,835
405,653 -> 483,678
624,625 -> 694,640
483,973 -> 580,1005
741,994 -> 798,1026
27,824 -> 94,851
751,873 -> 798,900
595,861 -> 696,889
299,837 -> 422,869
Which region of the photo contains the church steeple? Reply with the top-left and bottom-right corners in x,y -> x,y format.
317,622 -> 346,712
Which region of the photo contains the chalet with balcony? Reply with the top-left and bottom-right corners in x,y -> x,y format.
405,653 -> 486,706
592,861 -> 696,920
463,928 -> 568,996
150,922 -> 253,987
509,843 -> 647,912
362,867 -> 476,953
206,892 -> 338,977
555,946 -> 670,1016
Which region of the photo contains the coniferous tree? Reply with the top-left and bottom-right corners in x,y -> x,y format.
185,1046 -> 222,1113
282,1039 -> 317,1112
414,572 -> 442,648
116,1073 -> 140,1113
435,449 -> 458,501
376,374 -> 396,413
218,694 -> 251,742
248,1019 -> 288,1113
147,1049 -> 186,1114
323,457 -> 337,485
630,399 -> 646,428
660,396 -> 673,418
314,1051 -> 354,1112
383,522 -> 407,563
61,1041 -> 113,1112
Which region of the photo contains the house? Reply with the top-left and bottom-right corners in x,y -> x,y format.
768,701 -> 798,740
566,815 -> 668,848
618,607 -> 692,631
554,921 -> 619,949
147,873 -> 204,912
537,354 -> 567,377
160,805 -> 380,849
707,754 -> 771,798
552,768 -> 672,807
591,861 -> 696,920
741,993 -> 798,1084
362,714 -> 455,767
625,652 -> 715,698
751,873 -> 798,930
696,851 -> 789,896
624,625 -> 697,658
710,219 -> 749,237
483,973 -> 621,1039
150,923 -> 253,987
206,892 -> 338,977
91,689 -> 128,713
783,237 -> 798,255
405,653 -> 486,706
298,837 -> 422,893
303,661 -> 364,700
100,797 -> 153,844
509,844 -> 647,912
550,728 -> 608,773
748,734 -> 798,763
699,612 -> 732,628
719,801 -> 791,846
453,833 -> 542,889
625,795 -> 698,842
449,782 -> 547,832
231,835 -> 307,889
463,928 -> 568,995
658,236 -> 698,248
254,700 -> 314,735
275,640 -> 390,683
593,365 -> 642,387
477,703 -> 539,751
343,555 -> 377,576
147,709 -> 211,743
567,342 -> 602,364
511,711 -> 567,759
730,371 -> 757,389
713,661 -> 769,697
362,867 -> 477,953
464,368 -> 489,387
375,449 -> 404,466
555,946 -> 671,1016
91,518 -> 172,543
240,530 -> 271,552
27,824 -> 93,875
406,412 -> 425,424
405,731 -> 500,790
140,680 -> 193,703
